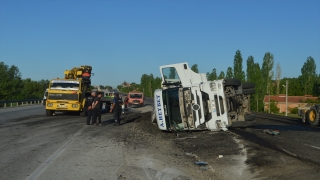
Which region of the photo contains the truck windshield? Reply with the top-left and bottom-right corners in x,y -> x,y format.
162,67 -> 181,83
130,94 -> 143,98
50,81 -> 79,90
163,88 -> 182,128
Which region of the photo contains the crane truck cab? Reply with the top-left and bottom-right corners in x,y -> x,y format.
152,62 -> 256,132
45,65 -> 112,116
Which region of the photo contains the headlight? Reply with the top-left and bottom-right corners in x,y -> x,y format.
72,104 -> 78,108
47,103 -> 53,107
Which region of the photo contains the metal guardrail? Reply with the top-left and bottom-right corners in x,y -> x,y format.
0,99 -> 43,108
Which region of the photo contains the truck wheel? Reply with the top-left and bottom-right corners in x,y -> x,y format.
46,110 -> 53,116
225,79 -> 241,86
243,88 -> 255,95
242,82 -> 255,89
244,114 -> 256,121
307,107 -> 320,126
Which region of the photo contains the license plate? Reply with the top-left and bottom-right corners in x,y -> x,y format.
58,104 -> 66,108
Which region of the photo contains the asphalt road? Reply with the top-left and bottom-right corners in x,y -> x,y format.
232,114 -> 320,166
0,104 -> 45,123
1,98 -> 320,179
0,98 -> 198,180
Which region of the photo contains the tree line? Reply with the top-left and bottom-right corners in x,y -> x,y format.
116,75 -> 162,97
0,62 -> 49,100
193,50 -> 319,112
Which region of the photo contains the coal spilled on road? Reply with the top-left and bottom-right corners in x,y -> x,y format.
118,111 -> 320,179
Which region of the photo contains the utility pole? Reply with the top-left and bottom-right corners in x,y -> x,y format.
285,80 -> 288,116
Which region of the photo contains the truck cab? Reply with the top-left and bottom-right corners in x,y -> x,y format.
128,91 -> 144,107
153,62 -> 256,132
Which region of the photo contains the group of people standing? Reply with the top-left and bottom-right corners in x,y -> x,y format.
85,92 -> 125,126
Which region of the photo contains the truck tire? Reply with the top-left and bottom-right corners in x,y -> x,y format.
242,82 -> 255,89
225,79 -> 241,86
46,110 -> 53,116
244,114 -> 256,121
307,107 -> 319,126
242,88 -> 255,95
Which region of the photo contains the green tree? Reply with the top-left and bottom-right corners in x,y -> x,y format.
226,67 -> 233,78
251,63 -> 263,112
314,73 -> 320,96
152,77 -> 162,90
191,64 -> 199,73
218,71 -> 225,79
206,72 -> 210,80
261,52 -> 274,96
105,85 -> 113,90
300,56 -> 317,95
233,50 -> 245,81
208,68 -> 217,81
270,100 -> 280,114
149,74 -> 154,97
280,77 -> 303,96
246,56 -> 255,82
0,62 -> 23,100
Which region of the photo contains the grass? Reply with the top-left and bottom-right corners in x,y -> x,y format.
274,112 -> 300,118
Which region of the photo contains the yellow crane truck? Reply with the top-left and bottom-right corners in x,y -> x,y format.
45,65 -> 112,116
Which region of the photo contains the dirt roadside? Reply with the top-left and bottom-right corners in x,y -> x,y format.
117,106 -> 320,180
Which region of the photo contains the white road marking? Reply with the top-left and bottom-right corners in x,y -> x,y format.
282,148 -> 298,157
25,126 -> 87,180
304,144 -> 320,150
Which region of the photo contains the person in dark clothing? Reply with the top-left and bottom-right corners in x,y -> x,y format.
110,93 -> 123,126
86,92 -> 95,125
96,92 -> 102,125
92,92 -> 101,126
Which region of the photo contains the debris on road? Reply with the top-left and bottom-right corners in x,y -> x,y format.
185,152 -> 197,157
263,129 -> 280,136
218,155 -> 223,158
176,136 -> 197,140
194,161 -> 208,165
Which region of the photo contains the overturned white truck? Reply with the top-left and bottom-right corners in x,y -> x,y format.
152,62 -> 256,131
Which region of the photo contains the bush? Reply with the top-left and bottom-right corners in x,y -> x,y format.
290,107 -> 298,114
270,100 -> 280,114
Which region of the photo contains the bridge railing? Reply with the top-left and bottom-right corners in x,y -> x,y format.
0,99 -> 43,108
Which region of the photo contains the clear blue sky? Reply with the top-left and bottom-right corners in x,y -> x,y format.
1,0 -> 319,88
